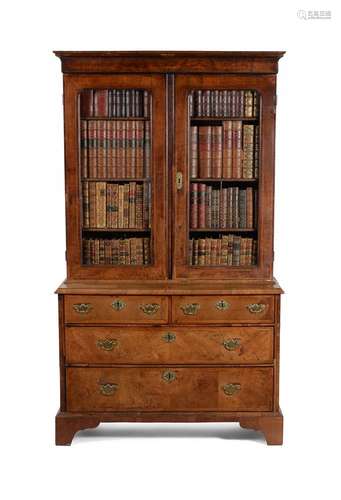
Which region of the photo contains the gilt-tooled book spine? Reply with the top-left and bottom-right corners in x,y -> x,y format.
233,121 -> 243,178
81,120 -> 88,178
95,182 -> 106,228
94,90 -> 108,117
82,181 -> 90,228
246,187 -> 253,229
206,185 -> 212,229
129,182 -> 136,228
143,237 -> 151,265
199,126 -> 212,178
144,121 -> 151,178
198,183 -> 206,228
190,183 -> 198,229
198,238 -> 206,265
190,126 -> 198,178
143,182 -> 150,228
239,189 -> 247,229
242,124 -> 254,178
221,188 -> 228,228
205,238 -> 212,265
193,239 -> 199,265
123,183 -> 130,228
211,238 -> 218,265
136,184 -> 143,228
244,90 -> 253,117
222,121 -> 233,178
89,182 -> 96,228
254,125 -> 260,178
131,121 -> 136,178
211,126 -> 222,178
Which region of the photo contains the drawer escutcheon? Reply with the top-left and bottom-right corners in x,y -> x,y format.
73,303 -> 92,314
216,299 -> 230,311
112,299 -> 126,311
222,383 -> 241,396
162,332 -> 176,343
162,370 -> 176,383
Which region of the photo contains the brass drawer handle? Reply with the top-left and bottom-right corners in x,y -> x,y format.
223,338 -> 241,351
222,383 -> 241,396
97,338 -> 119,351
247,303 -> 266,314
112,299 -> 126,311
99,383 -> 118,396
140,303 -> 160,315
162,370 -> 176,383
216,299 -> 230,311
162,332 -> 176,343
180,303 -> 200,315
73,303 -> 92,314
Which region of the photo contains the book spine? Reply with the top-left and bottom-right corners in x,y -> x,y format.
82,181 -> 90,228
129,182 -> 136,228
254,125 -> 260,178
106,183 -> 112,228
190,126 -> 198,178
89,182 -> 96,227
81,120 -> 88,178
244,90 -> 253,117
221,188 -> 227,228
190,183 -> 198,229
111,184 -> 118,228
242,124 -> 254,178
131,120 -> 136,178
144,121 -> 150,178
246,187 -> 253,229
94,90 -> 108,117
123,183 -> 129,228
193,239 -> 199,265
143,182 -> 150,228
206,185 -> 212,228
96,182 -> 107,228
239,189 -> 247,229
198,239 -> 206,265
80,89 -> 93,117
199,126 -> 212,178
144,90 -> 149,118
198,183 -> 206,228
233,121 -> 242,178
136,184 -> 143,228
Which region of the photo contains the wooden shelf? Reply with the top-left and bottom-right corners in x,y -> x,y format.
81,116 -> 149,121
190,178 -> 258,182
82,178 -> 151,182
83,227 -> 151,233
190,228 -> 256,233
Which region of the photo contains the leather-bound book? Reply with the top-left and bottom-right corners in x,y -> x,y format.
199,126 -> 212,178
190,126 -> 198,178
198,183 -> 206,228
94,90 -> 108,117
211,126 -> 222,178
190,183 -> 198,229
81,120 -> 88,178
80,89 -> 93,117
242,124 -> 254,178
96,182 -> 107,228
232,121 -> 243,178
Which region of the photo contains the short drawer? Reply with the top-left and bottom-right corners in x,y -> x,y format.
65,326 -> 273,364
66,367 -> 273,412
64,295 -> 169,324
172,295 -> 274,324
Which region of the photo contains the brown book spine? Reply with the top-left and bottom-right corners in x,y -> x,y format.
205,238 -> 212,265
190,183 -> 198,229
81,120 -> 88,178
88,120 -> 95,178
190,126 -> 198,178
82,181 -> 90,228
136,238 -> 143,265
131,121 -> 136,178
106,183 -> 112,228
246,187 -> 253,229
239,189 -> 247,228
206,185 -> 212,228
233,187 -> 239,228
244,90 -> 253,117
253,91 -> 259,118
129,182 -> 136,228
240,237 -> 246,266
254,125 -> 260,178
136,184 -> 143,228
118,185 -> 124,227
112,239 -> 119,264
211,126 -> 222,178
198,183 -> 206,228
222,121 -> 233,178
80,89 -> 93,117
89,182 -> 96,227
228,187 -> 233,228
104,240 -> 111,264
211,238 -> 218,265
126,121 -> 132,178
143,182 -> 150,228
232,121 -> 243,178
193,239 -> 199,265
111,184 -> 118,228
144,121 -> 151,178
123,183 -> 129,227
198,239 -> 206,265
221,235 -> 228,265
130,237 -> 137,265
143,237 -> 151,264
198,126 -> 212,178
143,90 -> 149,118
242,124 -> 254,178
96,120 -> 104,178
96,182 -> 107,228
221,187 -> 228,228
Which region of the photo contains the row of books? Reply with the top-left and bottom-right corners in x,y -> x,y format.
190,123 -> 259,179
81,120 -> 150,179
189,90 -> 258,118
190,185 -> 256,229
189,236 -> 257,266
83,237 -> 151,265
80,89 -> 150,118
82,182 -> 150,229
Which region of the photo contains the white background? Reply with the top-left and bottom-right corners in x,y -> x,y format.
1,1 -> 340,498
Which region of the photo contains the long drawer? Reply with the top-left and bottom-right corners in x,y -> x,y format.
64,295 -> 169,324
66,367 -> 273,412
172,295 -> 274,324
65,326 -> 274,364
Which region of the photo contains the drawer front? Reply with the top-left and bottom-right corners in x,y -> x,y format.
65,326 -> 273,364
64,295 -> 169,324
172,295 -> 274,324
67,367 -> 273,412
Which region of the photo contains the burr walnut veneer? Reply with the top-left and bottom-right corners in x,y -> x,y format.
54,51 -> 284,445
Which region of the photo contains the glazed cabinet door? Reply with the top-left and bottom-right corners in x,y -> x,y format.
63,74 -> 167,279
173,74 -> 276,279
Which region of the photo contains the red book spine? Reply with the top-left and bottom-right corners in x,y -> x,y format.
190,183 -> 198,229
198,183 -> 206,228
94,90 -> 108,117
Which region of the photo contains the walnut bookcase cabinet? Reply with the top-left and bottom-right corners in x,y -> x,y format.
54,51 -> 285,445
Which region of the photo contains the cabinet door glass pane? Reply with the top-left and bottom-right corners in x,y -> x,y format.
188,89 -> 260,267
79,88 -> 152,266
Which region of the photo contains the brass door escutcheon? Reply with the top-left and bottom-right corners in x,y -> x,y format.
180,303 -> 200,315
73,303 -> 92,314
216,299 -> 230,311
247,303 -> 266,314
162,332 -> 176,343
112,299 -> 126,311
222,383 -> 241,396
96,338 -> 119,351
139,303 -> 160,315
222,338 -> 241,351
99,383 -> 118,396
162,370 -> 176,383
176,172 -> 183,190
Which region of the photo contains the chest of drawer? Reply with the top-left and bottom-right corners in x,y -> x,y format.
64,295 -> 169,324
172,295 -> 274,324
66,366 -> 273,412
65,326 -> 273,364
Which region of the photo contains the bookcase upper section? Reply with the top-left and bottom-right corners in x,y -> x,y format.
54,51 -> 285,74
